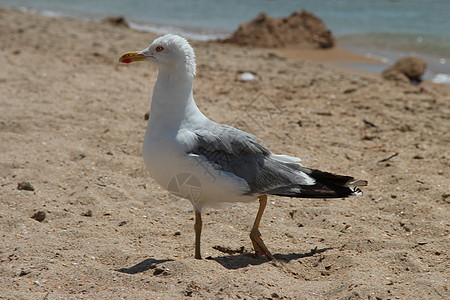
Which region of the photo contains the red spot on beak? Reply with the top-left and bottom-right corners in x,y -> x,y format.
121,58 -> 132,64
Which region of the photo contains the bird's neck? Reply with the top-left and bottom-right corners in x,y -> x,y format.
147,69 -> 205,132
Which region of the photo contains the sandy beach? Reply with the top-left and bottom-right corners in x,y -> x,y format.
0,7 -> 449,299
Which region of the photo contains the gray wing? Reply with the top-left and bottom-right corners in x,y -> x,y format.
189,123 -> 312,195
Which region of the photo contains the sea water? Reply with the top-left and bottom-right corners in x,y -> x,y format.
1,0 -> 449,83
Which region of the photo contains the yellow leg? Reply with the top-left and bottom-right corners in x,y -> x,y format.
250,195 -> 274,260
194,211 -> 202,259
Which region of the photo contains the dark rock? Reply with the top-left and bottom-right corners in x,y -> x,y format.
18,181 -> 34,191
19,270 -> 31,276
82,209 -> 93,217
343,87 -> 357,94
271,292 -> 280,298
31,211 -> 46,222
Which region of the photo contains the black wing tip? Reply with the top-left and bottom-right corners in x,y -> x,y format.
268,170 -> 367,199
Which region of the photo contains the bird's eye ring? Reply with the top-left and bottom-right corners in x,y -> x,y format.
155,46 -> 164,52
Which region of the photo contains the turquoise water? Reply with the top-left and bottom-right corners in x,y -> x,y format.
1,0 -> 449,82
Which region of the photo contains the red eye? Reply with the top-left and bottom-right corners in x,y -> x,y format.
155,46 -> 164,52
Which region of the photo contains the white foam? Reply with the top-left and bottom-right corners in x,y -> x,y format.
431,73 -> 450,84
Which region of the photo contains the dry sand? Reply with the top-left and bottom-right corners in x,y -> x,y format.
0,7 -> 449,299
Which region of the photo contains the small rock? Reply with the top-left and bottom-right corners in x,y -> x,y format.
19,270 -> 31,276
18,181 -> 34,191
81,209 -> 93,217
31,211 -> 46,222
174,231 -> 181,236
239,72 -> 258,82
34,280 -> 42,286
118,221 -> 128,226
343,87 -> 357,94
144,112 -> 149,120
271,292 -> 280,298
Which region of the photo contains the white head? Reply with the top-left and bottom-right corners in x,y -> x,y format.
120,34 -> 196,77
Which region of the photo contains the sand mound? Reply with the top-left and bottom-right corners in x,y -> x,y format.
382,56 -> 427,84
223,10 -> 335,49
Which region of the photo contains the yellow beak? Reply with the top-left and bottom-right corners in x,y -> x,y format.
119,51 -> 146,64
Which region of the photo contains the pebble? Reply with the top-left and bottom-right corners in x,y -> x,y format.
31,211 -> 46,222
239,72 -> 258,82
81,209 -> 93,217
18,181 -> 34,191
19,270 -> 31,276
34,280 -> 42,287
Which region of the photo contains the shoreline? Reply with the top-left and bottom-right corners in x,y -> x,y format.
2,5 -> 449,84
273,46 -> 387,76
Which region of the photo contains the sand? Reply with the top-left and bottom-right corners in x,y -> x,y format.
0,7 -> 449,299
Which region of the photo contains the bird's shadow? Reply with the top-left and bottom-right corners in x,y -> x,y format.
115,247 -> 331,273
207,247 -> 332,270
116,258 -> 174,274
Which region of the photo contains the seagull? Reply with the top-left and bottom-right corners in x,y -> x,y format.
119,34 -> 367,260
